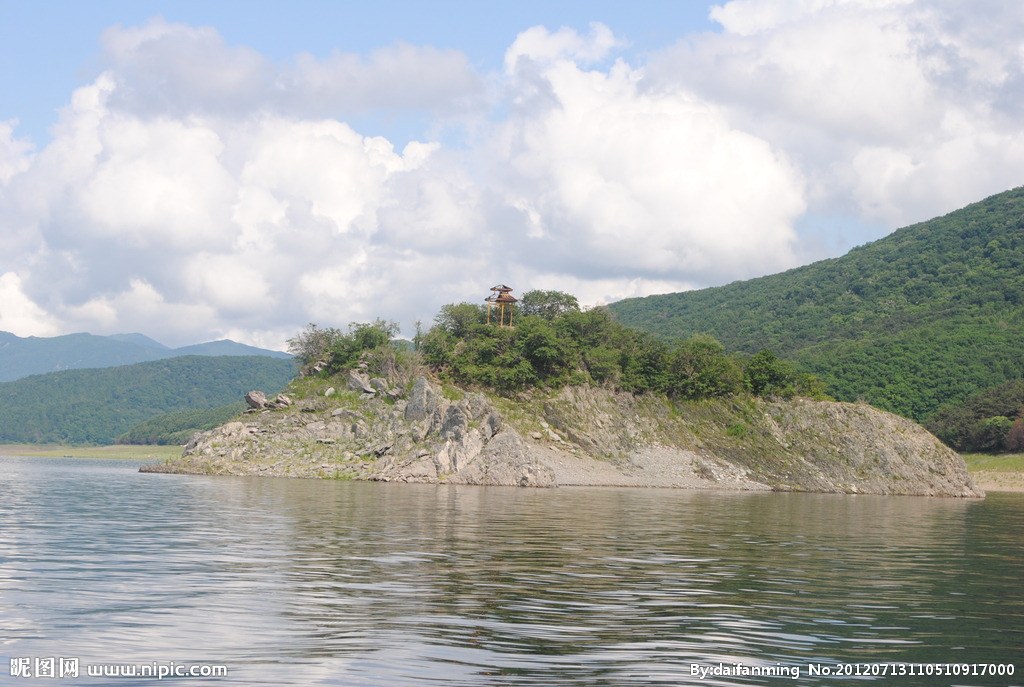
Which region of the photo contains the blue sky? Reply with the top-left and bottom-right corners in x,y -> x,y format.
1,1 -> 714,147
1,1 -> 1023,348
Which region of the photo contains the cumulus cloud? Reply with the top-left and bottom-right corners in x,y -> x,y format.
0,120 -> 34,184
652,0 -> 1024,226
2,4 -> 1023,347
100,17 -> 483,119
0,272 -> 60,337
492,36 -> 805,284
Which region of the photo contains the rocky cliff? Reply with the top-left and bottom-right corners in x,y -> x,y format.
142,373 -> 982,497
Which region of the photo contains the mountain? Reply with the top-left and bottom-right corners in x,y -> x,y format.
0,355 -> 296,445
173,339 -> 288,358
608,186 -> 1024,421
105,333 -> 170,350
0,331 -> 291,382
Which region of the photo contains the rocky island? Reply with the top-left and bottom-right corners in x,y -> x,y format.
142,293 -> 983,497
143,370 -> 982,497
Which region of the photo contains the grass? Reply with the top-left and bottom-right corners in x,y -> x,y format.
961,452 -> 1024,473
0,444 -> 183,460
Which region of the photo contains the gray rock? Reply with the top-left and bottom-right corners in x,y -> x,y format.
483,413 -> 503,439
405,377 -> 440,422
440,404 -> 469,441
348,370 -> 374,394
245,390 -> 267,409
459,429 -> 556,487
464,393 -> 490,420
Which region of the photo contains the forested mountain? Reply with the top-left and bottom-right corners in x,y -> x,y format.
0,356 -> 296,444
116,403 -> 248,446
609,186 -> 1024,421
0,331 -> 291,382
924,379 -> 1024,453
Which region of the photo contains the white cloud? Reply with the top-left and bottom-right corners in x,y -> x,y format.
0,272 -> 60,336
80,117 -> 236,249
652,0 -> 1024,227
2,6 -> 1023,346
100,17 -> 483,119
504,22 -> 620,72
493,29 -> 805,284
0,120 -> 34,185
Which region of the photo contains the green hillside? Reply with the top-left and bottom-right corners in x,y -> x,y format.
116,403 -> 248,445
609,186 -> 1024,421
0,356 -> 296,444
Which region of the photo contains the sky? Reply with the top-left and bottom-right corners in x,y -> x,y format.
1,1 -> 1023,350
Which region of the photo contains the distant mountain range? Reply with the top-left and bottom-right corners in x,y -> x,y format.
608,185 -> 1024,422
0,355 -> 296,445
0,331 -> 291,382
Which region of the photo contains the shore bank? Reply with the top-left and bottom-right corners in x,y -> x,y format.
0,444 -> 182,461
140,376 -> 983,497
5,440 -> 1017,494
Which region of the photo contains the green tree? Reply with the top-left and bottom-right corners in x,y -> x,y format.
664,336 -> 742,399
287,323 -> 342,368
434,302 -> 488,337
518,290 -> 580,320
324,320 -> 400,374
744,349 -> 796,398
971,416 -> 1013,452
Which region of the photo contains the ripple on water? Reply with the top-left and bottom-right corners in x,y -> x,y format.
1,458 -> 1021,685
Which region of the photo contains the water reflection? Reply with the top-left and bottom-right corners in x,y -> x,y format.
0,457 -> 1021,686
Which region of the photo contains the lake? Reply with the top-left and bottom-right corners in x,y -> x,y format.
1,456 -> 1021,686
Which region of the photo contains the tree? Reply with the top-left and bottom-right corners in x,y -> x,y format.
970,416 -> 1013,452
744,349 -> 796,398
323,320 -> 400,374
1005,418 -> 1024,452
518,290 -> 580,320
287,323 -> 343,367
434,302 -> 487,338
665,336 -> 742,399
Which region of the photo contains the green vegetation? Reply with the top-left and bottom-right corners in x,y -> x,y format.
924,380 -> 1024,453
304,289 -> 826,404
0,443 -> 183,460
961,452 -> 1024,473
287,319 -> 401,375
0,356 -> 296,445
289,320 -> 422,386
608,186 -> 1024,422
115,403 -> 247,445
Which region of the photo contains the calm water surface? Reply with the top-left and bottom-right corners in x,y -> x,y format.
0,456 -> 1021,686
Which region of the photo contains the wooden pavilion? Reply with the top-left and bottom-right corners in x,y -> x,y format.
485,284 -> 517,327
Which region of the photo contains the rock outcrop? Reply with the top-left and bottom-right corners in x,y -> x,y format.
142,376 -> 983,497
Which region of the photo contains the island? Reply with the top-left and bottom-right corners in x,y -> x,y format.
143,290 -> 982,497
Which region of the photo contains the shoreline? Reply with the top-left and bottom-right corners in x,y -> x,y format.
0,443 -> 183,461
968,471 -> 1024,493
5,442 -> 1022,493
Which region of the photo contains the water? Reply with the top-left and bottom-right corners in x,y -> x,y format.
1,456 -> 1021,686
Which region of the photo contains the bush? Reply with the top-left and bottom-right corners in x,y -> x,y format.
518,290 -> 580,320
323,320 -> 399,374
298,293 -> 816,405
971,416 -> 1014,452
287,323 -> 343,370
744,350 -> 796,398
1006,419 -> 1024,452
